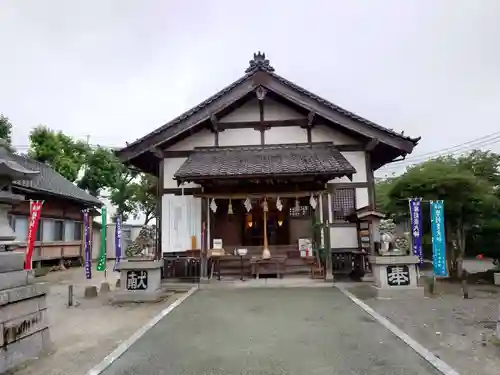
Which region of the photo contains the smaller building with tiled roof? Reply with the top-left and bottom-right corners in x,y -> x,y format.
1,144 -> 103,267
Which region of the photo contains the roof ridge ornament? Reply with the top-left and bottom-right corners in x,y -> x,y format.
245,51 -> 275,73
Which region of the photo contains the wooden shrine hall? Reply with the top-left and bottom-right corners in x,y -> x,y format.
115,52 -> 420,281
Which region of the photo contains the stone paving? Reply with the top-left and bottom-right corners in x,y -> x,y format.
101,287 -> 442,375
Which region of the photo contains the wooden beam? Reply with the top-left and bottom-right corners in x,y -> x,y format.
365,138 -> 379,151
149,147 -> 165,159
194,191 -> 325,199
210,114 -> 220,146
219,118 -> 308,130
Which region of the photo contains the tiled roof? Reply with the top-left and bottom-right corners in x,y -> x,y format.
8,153 -> 102,206
119,53 -> 419,160
174,143 -> 356,181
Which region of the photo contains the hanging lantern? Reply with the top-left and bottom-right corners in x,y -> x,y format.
210,198 -> 218,213
309,195 -> 317,210
276,196 -> 283,211
244,197 -> 252,212
247,213 -> 253,228
228,199 -> 234,215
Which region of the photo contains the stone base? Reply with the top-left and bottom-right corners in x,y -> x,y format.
0,284 -> 52,373
371,285 -> 425,299
84,286 -> 98,298
361,273 -> 374,282
111,287 -> 171,304
494,273 -> 500,286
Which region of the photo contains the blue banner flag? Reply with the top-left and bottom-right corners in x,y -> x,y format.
409,198 -> 424,265
83,209 -> 92,279
430,200 -> 448,277
113,215 -> 122,272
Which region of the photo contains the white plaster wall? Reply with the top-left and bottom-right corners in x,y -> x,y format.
166,129 -> 214,151
163,158 -> 200,189
329,151 -> 367,183
219,98 -> 260,122
219,128 -> 261,146
356,187 -> 369,209
264,98 -> 306,121
330,227 -> 358,248
265,126 -> 307,144
162,195 -> 201,253
311,125 -> 360,145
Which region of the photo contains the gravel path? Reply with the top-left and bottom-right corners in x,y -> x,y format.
101,287 -> 441,375
345,282 -> 500,375
10,263 -> 183,375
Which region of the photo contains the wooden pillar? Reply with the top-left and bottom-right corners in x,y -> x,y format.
324,191 -> 333,281
262,198 -> 270,259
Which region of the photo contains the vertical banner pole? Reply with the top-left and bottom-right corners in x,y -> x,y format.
25,200 -> 43,270
97,207 -> 108,277
408,198 -> 424,266
430,200 -> 448,278
113,214 -> 122,273
83,209 -> 92,279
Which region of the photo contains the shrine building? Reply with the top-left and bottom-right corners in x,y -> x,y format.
116,52 -> 420,279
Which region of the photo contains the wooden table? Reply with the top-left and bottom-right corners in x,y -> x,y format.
250,257 -> 286,279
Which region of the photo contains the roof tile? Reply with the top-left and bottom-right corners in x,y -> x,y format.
174,143 -> 356,181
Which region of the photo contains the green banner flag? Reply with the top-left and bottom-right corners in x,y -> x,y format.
97,207 -> 107,271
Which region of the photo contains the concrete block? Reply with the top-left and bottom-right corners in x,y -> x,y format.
84,286 -> 98,298
372,285 -> 425,299
0,270 -> 32,291
494,273 -> 500,286
0,296 -> 44,324
5,283 -> 48,304
99,282 -> 111,293
1,309 -> 48,347
0,252 -> 25,273
0,327 -> 51,374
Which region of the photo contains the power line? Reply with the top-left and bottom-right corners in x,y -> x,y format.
395,130 -> 500,163
380,133 -> 500,171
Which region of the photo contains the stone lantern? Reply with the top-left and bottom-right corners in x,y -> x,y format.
0,140 -> 52,373
0,140 -> 39,251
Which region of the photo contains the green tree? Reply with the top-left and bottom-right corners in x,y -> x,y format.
133,173 -> 157,225
388,156 -> 500,276
109,166 -> 140,223
78,146 -> 123,197
0,114 -> 13,145
28,125 -> 90,182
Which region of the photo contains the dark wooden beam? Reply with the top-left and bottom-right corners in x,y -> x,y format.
365,138 -> 379,151
219,118 -> 308,130
162,150 -> 192,158
306,112 -> 315,143
210,114 -> 220,146
335,144 -> 365,151
148,147 -> 165,159
256,86 -> 267,145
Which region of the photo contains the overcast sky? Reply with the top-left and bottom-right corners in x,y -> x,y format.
1,0 -> 500,179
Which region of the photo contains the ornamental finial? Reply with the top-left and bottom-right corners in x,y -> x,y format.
245,51 -> 275,73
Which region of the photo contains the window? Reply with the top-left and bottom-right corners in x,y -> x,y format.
74,222 -> 83,241
54,220 -> 64,241
36,222 -> 42,241
64,221 -> 74,241
42,220 -> 54,241
332,188 -> 355,221
14,217 -> 28,241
